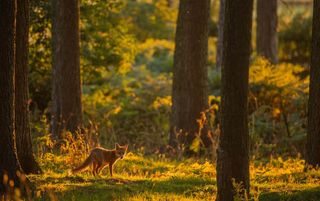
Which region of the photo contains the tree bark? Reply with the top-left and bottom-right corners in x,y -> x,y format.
256,0 -> 278,64
216,0 -> 225,70
306,0 -> 320,168
52,0 -> 82,138
169,0 -> 210,152
15,0 -> 42,174
216,0 -> 253,200
0,0 -> 22,193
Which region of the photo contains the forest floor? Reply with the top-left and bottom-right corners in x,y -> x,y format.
27,153 -> 320,201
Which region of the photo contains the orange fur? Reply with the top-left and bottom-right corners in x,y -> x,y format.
72,143 -> 128,177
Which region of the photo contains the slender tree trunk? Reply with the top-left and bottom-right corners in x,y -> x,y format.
216,0 -> 225,70
169,0 -> 210,152
52,0 -> 82,138
256,0 -> 278,63
216,0 -> 253,200
0,0 -> 22,193
15,0 -> 42,174
306,0 -> 320,168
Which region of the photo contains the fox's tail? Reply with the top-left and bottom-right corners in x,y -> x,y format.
72,154 -> 93,174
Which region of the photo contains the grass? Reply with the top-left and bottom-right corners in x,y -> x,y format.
29,153 -> 214,201
25,152 -> 320,201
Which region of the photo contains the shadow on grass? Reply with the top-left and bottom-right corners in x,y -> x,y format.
259,187 -> 320,201
254,171 -> 318,184
33,176 -> 215,200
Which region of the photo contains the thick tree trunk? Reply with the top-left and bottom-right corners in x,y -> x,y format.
169,0 -> 210,152
216,0 -> 225,70
52,0 -> 82,138
0,0 -> 22,194
306,0 -> 320,168
256,0 -> 278,64
216,0 -> 253,200
15,0 -> 42,174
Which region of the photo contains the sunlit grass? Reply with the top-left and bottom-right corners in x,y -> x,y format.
30,153 -> 215,200
27,152 -> 320,201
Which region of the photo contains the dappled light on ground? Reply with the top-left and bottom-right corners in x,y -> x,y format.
25,153 -> 320,200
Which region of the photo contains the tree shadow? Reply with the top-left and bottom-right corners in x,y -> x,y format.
259,187 -> 320,201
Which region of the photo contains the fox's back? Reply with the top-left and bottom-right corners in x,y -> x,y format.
90,147 -> 115,162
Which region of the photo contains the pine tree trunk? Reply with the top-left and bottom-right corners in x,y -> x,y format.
170,0 -> 210,152
15,0 -> 42,174
256,0 -> 278,63
216,0 -> 253,200
0,0 -> 22,193
52,0 -> 82,138
216,0 -> 225,70
306,0 -> 320,168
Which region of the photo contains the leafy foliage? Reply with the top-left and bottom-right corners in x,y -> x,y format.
135,39 -> 174,73
80,0 -> 137,81
278,10 -> 312,63
29,0 -> 52,111
249,58 -> 309,157
82,66 -> 172,152
29,0 -> 175,110
121,0 -> 177,41
203,58 -> 309,158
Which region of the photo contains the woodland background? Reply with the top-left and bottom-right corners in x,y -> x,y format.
29,0 -> 311,156
0,0 -> 319,200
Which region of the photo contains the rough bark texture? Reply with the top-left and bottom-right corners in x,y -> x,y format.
306,0 -> 320,168
256,0 -> 278,63
216,0 -> 253,200
52,0 -> 82,138
216,0 -> 225,70
169,0 -> 210,151
0,0 -> 22,193
15,0 -> 42,174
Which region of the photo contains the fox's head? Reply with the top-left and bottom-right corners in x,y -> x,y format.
115,143 -> 128,159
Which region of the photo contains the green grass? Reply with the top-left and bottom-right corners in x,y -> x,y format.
29,153 -> 215,201
25,153 -> 320,201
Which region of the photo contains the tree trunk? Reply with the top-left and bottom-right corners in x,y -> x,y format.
216,0 -> 253,200
216,0 -> 225,70
169,0 -> 210,153
306,0 -> 320,168
15,0 -> 42,174
52,0 -> 82,138
256,0 -> 278,64
0,0 -> 22,194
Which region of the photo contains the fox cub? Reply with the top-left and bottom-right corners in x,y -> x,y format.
72,143 -> 128,177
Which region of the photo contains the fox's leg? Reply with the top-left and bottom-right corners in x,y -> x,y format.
95,165 -> 101,175
97,165 -> 105,174
109,163 -> 114,177
95,162 -> 102,175
92,162 -> 97,176
97,164 -> 108,175
94,166 -> 98,175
